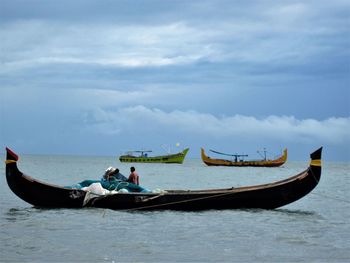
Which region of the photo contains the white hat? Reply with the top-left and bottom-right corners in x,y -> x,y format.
104,166 -> 117,176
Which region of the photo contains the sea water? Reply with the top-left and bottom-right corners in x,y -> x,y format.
0,154 -> 349,262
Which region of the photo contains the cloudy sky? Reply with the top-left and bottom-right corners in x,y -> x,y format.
0,0 -> 349,161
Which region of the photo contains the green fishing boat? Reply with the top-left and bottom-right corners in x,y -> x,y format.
119,148 -> 189,164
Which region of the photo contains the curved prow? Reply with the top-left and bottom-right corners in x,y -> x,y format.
5,147 -> 20,174
6,147 -> 19,162
282,148 -> 288,162
200,148 -> 205,158
272,148 -> 288,166
310,147 -> 322,162
5,147 -> 87,208
182,148 -> 190,156
308,147 -> 322,183
201,148 -> 208,162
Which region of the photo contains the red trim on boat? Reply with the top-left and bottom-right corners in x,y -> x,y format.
6,147 -> 19,161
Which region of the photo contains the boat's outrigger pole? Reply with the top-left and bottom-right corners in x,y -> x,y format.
210,149 -> 248,162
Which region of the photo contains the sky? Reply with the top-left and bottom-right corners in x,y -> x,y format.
0,0 -> 349,161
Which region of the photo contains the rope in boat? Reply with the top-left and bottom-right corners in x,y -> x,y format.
139,193 -> 165,203
309,167 -> 320,184
110,181 -> 129,191
81,186 -> 236,210
123,189 -> 237,211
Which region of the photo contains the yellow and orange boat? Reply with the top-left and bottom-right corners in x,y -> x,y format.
201,148 -> 287,167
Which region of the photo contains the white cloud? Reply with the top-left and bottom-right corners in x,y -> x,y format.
88,106 -> 350,145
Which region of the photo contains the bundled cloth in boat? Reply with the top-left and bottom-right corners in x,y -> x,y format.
67,179 -> 167,207
67,177 -> 150,193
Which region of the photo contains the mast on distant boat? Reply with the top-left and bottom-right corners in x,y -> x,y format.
209,149 -> 248,162
257,148 -> 267,161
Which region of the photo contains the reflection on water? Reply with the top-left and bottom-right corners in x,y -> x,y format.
4,207 -> 35,222
273,208 -> 318,216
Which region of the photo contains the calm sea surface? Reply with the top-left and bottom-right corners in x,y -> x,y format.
1,154 -> 349,262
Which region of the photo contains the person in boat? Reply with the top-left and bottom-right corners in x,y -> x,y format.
128,166 -> 140,185
103,167 -> 127,181
100,167 -> 128,190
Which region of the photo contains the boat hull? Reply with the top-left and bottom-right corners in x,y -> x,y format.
119,148 -> 189,164
201,148 -> 288,167
5,147 -> 321,211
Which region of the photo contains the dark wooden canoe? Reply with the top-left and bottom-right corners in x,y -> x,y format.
5,147 -> 322,210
